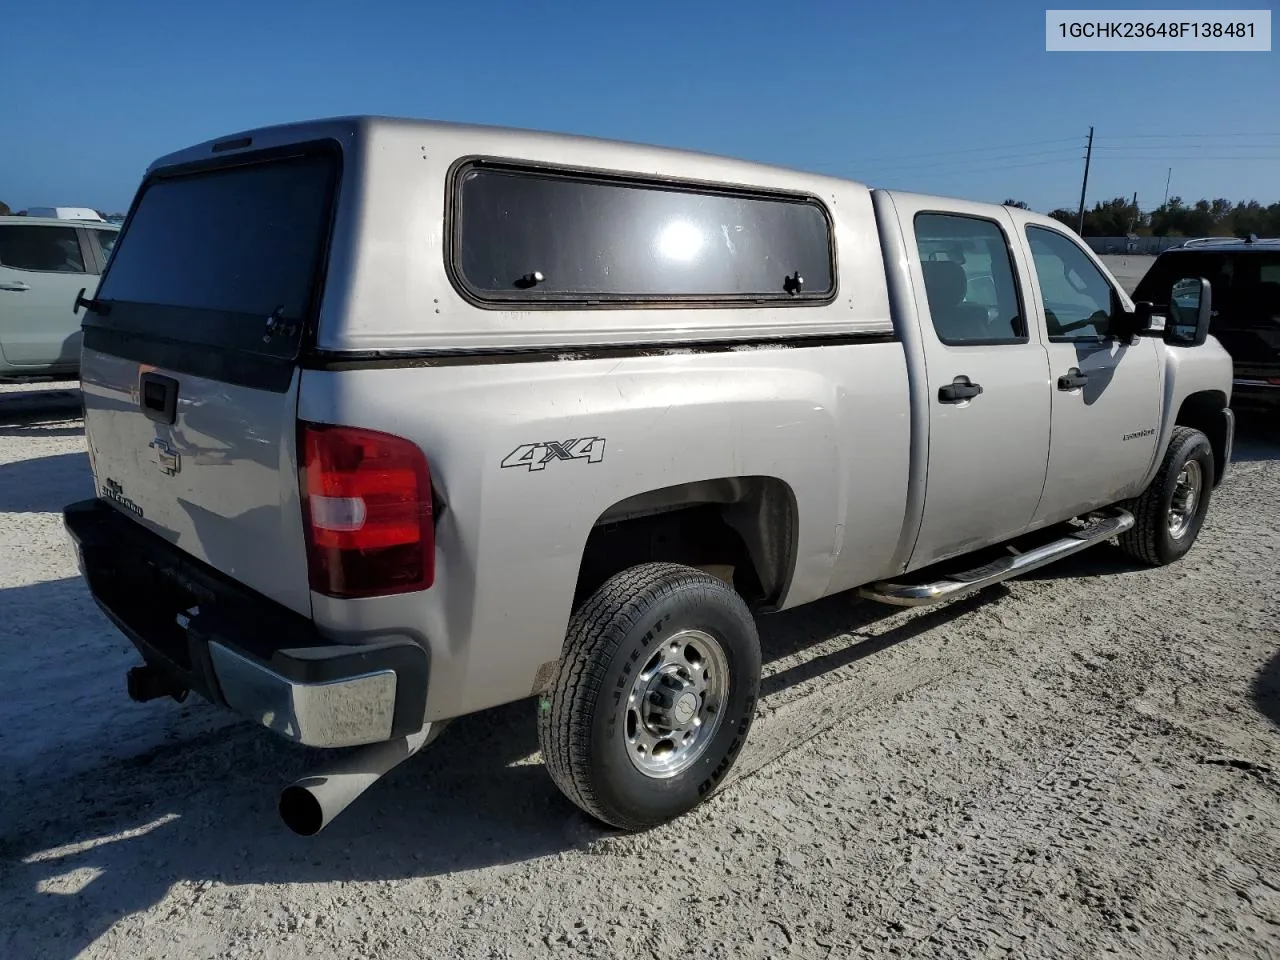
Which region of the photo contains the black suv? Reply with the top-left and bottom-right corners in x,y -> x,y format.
1134,237 -> 1280,408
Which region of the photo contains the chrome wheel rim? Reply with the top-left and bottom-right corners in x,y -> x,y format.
623,628 -> 730,779
1168,459 -> 1203,540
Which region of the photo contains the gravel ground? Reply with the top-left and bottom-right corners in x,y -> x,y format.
2,380 -> 1279,960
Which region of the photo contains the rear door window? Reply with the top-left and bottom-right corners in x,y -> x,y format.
88,228 -> 118,269
95,150 -> 338,360
913,213 -> 1026,345
0,225 -> 88,274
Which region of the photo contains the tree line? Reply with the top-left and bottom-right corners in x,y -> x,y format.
1005,196 -> 1280,239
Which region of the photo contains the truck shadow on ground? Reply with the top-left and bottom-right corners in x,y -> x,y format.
1231,409 -> 1279,464
0,387 -> 82,427
0,574 -> 999,960
0,423 -> 84,439
1012,541 -> 1149,582
0,450 -> 92,513
1253,647 -> 1280,731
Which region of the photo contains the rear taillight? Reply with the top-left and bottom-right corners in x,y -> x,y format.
299,421 -> 435,599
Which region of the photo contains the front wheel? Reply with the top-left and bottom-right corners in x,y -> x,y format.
537,562 -> 761,831
1117,425 -> 1215,566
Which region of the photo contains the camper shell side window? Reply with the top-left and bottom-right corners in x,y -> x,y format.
448,160 -> 837,308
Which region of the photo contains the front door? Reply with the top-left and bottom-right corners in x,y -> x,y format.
0,223 -> 95,368
895,198 -> 1052,570
1016,221 -> 1162,524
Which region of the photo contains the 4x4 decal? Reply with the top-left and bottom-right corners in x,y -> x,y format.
501,437 -> 606,472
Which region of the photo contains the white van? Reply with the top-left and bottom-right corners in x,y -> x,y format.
24,207 -> 107,222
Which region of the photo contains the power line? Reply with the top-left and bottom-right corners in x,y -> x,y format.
1090,155 -> 1280,161
843,136 -> 1082,166
1101,131 -> 1280,140
871,157 -> 1083,180
840,131 -> 1280,168
814,130 -> 1280,177
1093,143 -> 1280,151
843,148 -> 1083,174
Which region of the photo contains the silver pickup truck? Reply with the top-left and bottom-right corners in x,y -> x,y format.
63,116 -> 1234,836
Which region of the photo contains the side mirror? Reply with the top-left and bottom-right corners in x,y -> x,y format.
1166,276 -> 1212,347
1125,300 -> 1166,340
1127,276 -> 1212,347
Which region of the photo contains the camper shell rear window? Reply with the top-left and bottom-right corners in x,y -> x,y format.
450,161 -> 836,306
92,147 -> 339,360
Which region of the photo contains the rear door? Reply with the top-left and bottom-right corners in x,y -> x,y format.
1016,222 -> 1161,525
0,222 -> 95,367
79,146 -> 340,616
890,195 -> 1053,570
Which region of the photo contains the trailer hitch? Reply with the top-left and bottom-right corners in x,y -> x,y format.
127,665 -> 190,704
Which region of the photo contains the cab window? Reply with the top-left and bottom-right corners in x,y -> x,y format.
1025,226 -> 1116,341
913,214 -> 1025,345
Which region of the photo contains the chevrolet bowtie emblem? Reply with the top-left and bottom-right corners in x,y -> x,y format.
149,438 -> 181,477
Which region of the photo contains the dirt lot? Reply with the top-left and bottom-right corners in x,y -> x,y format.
1098,254 -> 1158,296
2,380 -> 1278,960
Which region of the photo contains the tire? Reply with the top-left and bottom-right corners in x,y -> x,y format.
537,562 -> 761,831
1117,425 -> 1215,566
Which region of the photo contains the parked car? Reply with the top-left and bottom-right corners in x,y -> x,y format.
0,215 -> 118,379
63,117 -> 1233,837
1133,236 -> 1280,408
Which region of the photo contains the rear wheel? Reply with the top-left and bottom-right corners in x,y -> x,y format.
537,562 -> 761,830
1117,426 -> 1215,566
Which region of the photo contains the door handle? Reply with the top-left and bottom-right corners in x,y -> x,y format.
1057,368 -> 1089,390
938,376 -> 983,404
0,281 -> 30,291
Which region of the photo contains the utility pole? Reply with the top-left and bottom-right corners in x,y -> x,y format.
1076,126 -> 1094,235
1162,167 -> 1172,207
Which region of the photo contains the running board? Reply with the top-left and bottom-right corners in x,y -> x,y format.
858,508 -> 1135,608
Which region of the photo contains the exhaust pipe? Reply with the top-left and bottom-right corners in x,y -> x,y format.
278,723 -> 439,836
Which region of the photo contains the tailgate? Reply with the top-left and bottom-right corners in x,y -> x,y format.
78,146 -> 340,617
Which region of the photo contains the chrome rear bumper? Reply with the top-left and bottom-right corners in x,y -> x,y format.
64,497 -> 429,749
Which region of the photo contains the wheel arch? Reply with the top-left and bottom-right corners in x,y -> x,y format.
573,475 -> 800,612
1174,389 -> 1230,486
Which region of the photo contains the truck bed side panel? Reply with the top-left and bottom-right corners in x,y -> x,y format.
299,344 -> 911,720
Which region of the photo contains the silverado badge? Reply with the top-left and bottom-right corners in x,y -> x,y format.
102,478 -> 144,519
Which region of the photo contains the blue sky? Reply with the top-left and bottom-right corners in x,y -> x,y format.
2,0 -> 1276,214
